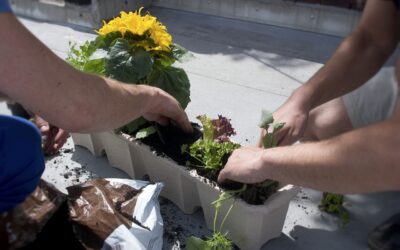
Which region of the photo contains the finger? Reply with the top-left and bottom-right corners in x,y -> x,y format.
54,129 -> 69,143
40,124 -> 49,132
52,139 -> 67,154
165,105 -> 192,133
153,115 -> 169,127
217,169 -> 228,184
52,130 -> 69,153
174,112 -> 193,133
43,130 -> 56,154
274,127 -> 290,146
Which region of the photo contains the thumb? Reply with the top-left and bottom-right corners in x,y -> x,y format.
39,124 -> 50,136
217,169 -> 228,184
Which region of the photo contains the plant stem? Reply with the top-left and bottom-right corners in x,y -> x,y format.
219,202 -> 234,233
213,204 -> 219,233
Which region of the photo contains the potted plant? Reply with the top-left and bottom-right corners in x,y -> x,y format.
67,7 -> 191,176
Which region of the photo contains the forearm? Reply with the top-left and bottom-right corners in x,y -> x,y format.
290,31 -> 394,112
0,14 -> 157,132
289,0 -> 398,111
262,120 -> 400,194
302,31 -> 393,108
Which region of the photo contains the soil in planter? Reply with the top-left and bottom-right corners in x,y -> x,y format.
140,122 -> 202,165
194,153 -> 279,205
140,123 -> 279,205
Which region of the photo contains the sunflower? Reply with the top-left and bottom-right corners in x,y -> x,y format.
97,8 -> 172,52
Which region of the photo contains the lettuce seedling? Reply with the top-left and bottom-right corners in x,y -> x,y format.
183,115 -> 239,176
258,109 -> 285,148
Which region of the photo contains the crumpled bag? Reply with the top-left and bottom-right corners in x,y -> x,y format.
68,179 -> 164,250
0,180 -> 66,249
0,178 -> 164,250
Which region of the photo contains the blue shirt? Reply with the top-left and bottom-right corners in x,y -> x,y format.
0,115 -> 44,212
0,0 -> 11,13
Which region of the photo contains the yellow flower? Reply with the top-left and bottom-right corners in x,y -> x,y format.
97,8 -> 172,52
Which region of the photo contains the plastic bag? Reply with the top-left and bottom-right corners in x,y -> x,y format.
68,178 -> 164,250
0,180 -> 66,249
1,178 -> 164,250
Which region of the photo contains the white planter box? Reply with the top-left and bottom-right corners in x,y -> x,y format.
72,132 -> 299,250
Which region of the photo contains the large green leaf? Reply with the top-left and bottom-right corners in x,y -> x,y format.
147,66 -> 190,109
95,31 -> 123,49
171,43 -> 193,63
105,39 -> 153,83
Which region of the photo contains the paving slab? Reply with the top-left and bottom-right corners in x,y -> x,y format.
2,6 -> 400,250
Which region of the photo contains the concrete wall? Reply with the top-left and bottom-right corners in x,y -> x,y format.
152,0 -> 362,37
10,0 -> 153,28
11,0 -> 361,37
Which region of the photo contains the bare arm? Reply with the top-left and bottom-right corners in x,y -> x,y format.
220,110 -> 400,194
269,0 -> 399,145
0,14 -> 192,133
298,0 -> 399,109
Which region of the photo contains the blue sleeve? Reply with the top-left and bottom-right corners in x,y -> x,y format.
0,115 -> 45,212
0,0 -> 11,13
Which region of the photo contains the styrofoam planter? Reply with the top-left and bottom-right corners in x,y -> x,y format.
72,132 -> 143,177
71,132 -> 104,156
72,132 -> 300,250
195,178 -> 299,250
131,142 -> 201,214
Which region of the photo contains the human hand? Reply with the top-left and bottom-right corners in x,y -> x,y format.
258,96 -> 309,147
143,87 -> 193,133
218,146 -> 268,184
32,115 -> 69,155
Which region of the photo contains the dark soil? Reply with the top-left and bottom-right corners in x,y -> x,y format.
21,202 -> 84,250
140,122 -> 202,165
140,122 -> 279,205
192,153 -> 279,205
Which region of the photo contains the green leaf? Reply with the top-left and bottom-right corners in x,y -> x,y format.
262,133 -> 277,148
186,236 -> 211,250
272,122 -> 285,132
259,109 -> 274,129
197,115 -> 214,141
135,126 -> 156,139
105,39 -> 153,83
146,66 -> 190,109
189,140 -> 240,174
82,58 -> 105,75
171,43 -> 193,63
118,117 -> 149,136
96,31 -> 123,49
206,233 -> 233,250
